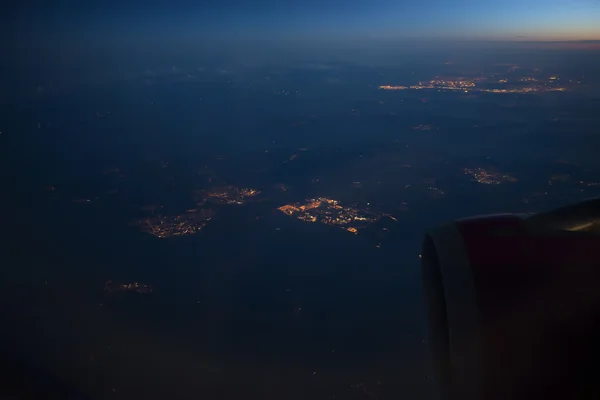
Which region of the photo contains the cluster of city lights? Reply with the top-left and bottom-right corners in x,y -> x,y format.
379,74 -> 566,94
278,197 -> 381,234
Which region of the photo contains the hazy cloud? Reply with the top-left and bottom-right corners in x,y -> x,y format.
303,63 -> 337,70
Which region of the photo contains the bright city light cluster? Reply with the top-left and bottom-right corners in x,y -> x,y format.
278,197 -> 382,234
379,73 -> 566,94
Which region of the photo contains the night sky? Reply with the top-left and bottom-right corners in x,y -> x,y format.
1,0 -> 598,102
6,0 -> 600,42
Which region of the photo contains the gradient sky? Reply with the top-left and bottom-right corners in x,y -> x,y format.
7,0 -> 600,42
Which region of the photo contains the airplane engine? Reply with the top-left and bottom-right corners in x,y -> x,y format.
421,198 -> 600,400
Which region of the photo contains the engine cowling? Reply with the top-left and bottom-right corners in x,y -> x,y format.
421,198 -> 600,400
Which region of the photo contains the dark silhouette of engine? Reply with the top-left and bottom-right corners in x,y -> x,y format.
421,198 -> 600,400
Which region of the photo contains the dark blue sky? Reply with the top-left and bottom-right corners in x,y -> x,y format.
2,0 -> 599,94
7,0 -> 600,42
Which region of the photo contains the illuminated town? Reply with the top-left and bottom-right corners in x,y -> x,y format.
379,74 -> 567,94
104,280 -> 154,294
202,185 -> 261,205
132,184 -> 261,238
132,209 -> 214,238
277,197 -> 384,235
463,168 -> 518,185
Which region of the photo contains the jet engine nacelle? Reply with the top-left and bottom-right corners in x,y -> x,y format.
421,198 -> 600,400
